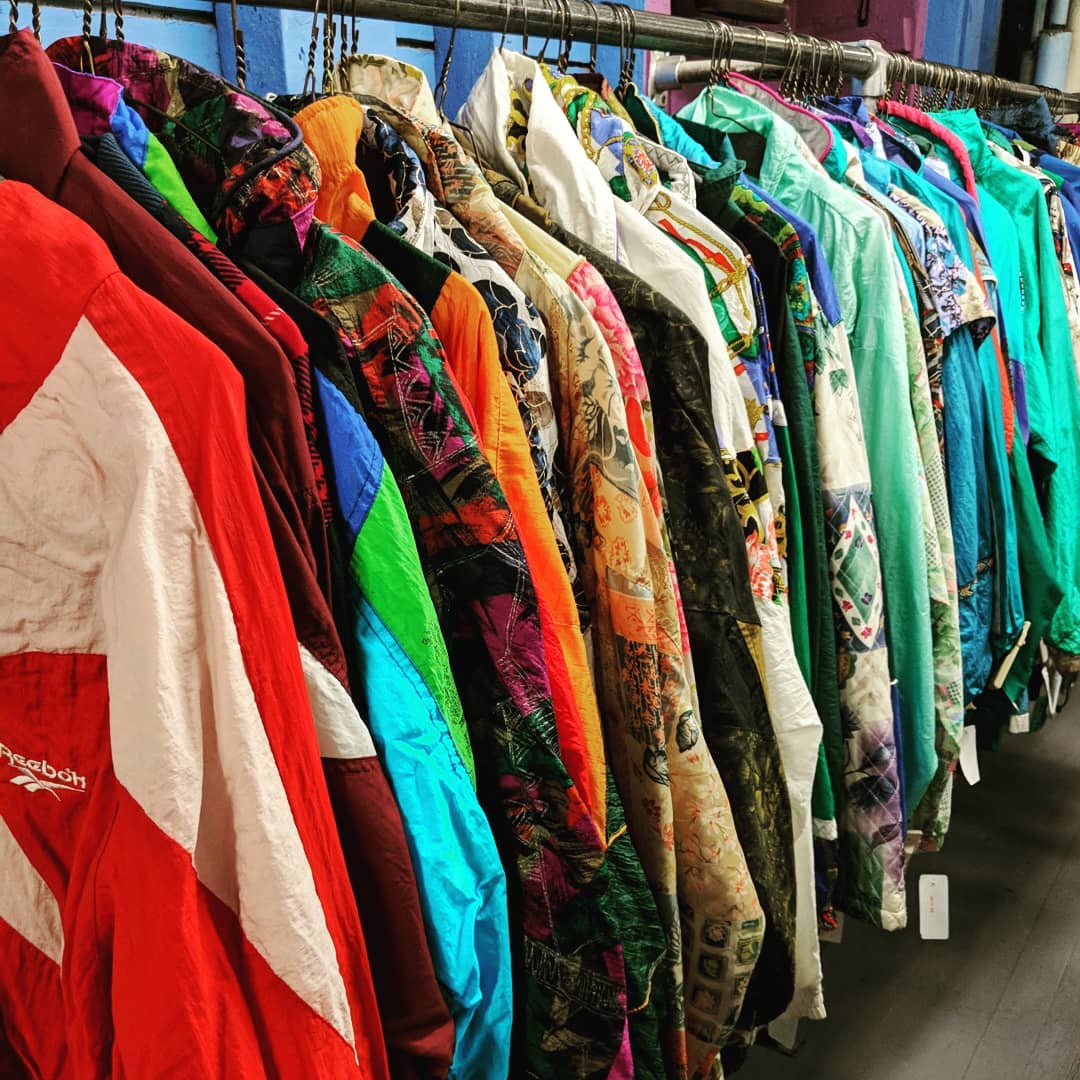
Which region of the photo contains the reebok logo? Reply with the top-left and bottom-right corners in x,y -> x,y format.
0,741 -> 86,800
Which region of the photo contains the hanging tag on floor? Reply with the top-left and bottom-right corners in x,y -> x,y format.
1010,709 -> 1031,734
959,725 -> 981,786
919,874 -> 949,940
768,1015 -> 801,1052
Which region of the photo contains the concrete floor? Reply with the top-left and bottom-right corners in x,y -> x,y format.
738,691 -> 1080,1080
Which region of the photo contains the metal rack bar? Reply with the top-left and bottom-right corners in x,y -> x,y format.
221,0 -> 881,79
40,0 -> 1080,112
651,53 -> 1080,111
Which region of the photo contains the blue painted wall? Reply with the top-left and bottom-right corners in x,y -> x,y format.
33,2 -> 221,67
924,0 -> 1004,71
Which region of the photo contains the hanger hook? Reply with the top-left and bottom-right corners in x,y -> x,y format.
721,21 -> 736,78
809,36 -> 822,100
556,0 -> 573,73
80,0 -> 95,72
799,35 -> 816,101
718,21 -> 735,84
587,0 -> 600,72
706,19 -> 721,87
337,0 -> 347,79
780,31 -> 799,99
8,0 -> 16,33
499,0 -> 511,52
817,38 -> 831,99
786,32 -> 800,99
230,0 -> 246,87
805,36 -> 818,100
321,0 -> 335,96
535,0 -> 554,63
435,0 -> 461,113
550,0 -> 564,69
603,1 -> 625,85
302,0 -> 323,99
748,24 -> 770,81
621,4 -> 637,93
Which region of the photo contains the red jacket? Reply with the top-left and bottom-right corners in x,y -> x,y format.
0,179 -> 389,1078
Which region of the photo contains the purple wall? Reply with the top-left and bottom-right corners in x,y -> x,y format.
787,0 -> 928,55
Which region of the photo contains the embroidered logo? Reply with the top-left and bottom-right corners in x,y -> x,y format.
1,741 -> 86,801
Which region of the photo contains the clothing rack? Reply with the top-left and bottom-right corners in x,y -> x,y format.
41,0 -> 1080,113
272,0 -> 1080,113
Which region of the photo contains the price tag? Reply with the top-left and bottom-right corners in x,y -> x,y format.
768,1015 -> 800,1051
959,725 -> 981,786
919,874 -> 949,940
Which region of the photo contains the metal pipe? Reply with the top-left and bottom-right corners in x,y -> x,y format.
653,47 -> 1080,111
205,0 -> 876,78
37,0 -> 1080,112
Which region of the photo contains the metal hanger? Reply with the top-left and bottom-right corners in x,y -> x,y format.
710,21 -> 762,127
828,37 -> 844,98
433,0 -> 461,114
705,18 -> 721,87
600,2 -> 636,96
617,3 -> 637,96
555,0 -> 573,75
804,36 -> 821,101
498,0 -> 512,53
230,0 -> 246,87
534,0 -> 555,64
321,0 -> 335,96
301,0 -> 323,100
585,0 -> 601,73
80,0 -> 96,72
778,31 -> 802,101
711,20 -> 734,87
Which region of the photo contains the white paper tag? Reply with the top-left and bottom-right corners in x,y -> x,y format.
768,1015 -> 801,1051
819,911 -> 844,944
919,874 -> 949,940
959,725 -> 981,786
1010,711 -> 1031,735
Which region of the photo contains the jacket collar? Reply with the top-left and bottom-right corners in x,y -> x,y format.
335,52 -> 442,128
51,62 -> 149,165
0,30 -> 82,199
727,72 -> 834,163
879,99 -> 980,199
45,36 -> 319,266
928,108 -> 991,174
296,93 -> 433,243
360,104 -> 431,235
679,85 -> 818,195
